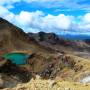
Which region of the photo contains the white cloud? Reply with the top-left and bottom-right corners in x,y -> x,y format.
0,6 -> 9,14
0,0 -> 21,10
83,13 -> 90,23
23,0 -> 50,3
15,11 -> 44,26
6,5 -> 14,9
78,13 -> 90,30
0,5 -> 15,22
42,14 -> 72,30
0,0 -> 90,12
0,5 -> 90,34
0,0 -> 21,5
12,11 -> 73,33
0,0 -> 50,6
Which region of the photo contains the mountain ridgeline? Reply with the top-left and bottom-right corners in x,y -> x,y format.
0,18 -> 54,53
28,32 -> 90,52
0,17 -> 90,53
0,18 -> 30,50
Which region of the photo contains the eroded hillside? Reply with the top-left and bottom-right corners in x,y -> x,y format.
1,18 -> 90,90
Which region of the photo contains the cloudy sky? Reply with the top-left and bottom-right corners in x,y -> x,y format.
0,0 -> 90,35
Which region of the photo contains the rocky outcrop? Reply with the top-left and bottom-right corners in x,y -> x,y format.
26,53 -> 84,81
0,60 -> 32,88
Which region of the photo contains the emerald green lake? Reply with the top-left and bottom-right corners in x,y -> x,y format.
2,53 -> 29,65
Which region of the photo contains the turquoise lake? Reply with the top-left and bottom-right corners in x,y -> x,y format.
2,53 -> 29,65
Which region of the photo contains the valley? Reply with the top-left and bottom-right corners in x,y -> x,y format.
0,18 -> 90,90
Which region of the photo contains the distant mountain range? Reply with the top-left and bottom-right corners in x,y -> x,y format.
28,31 -> 90,53
59,34 -> 90,40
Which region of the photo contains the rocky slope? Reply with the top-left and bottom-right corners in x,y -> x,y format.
2,77 -> 90,90
0,18 -> 53,53
0,17 -> 90,55
0,18 -> 29,51
26,52 -> 90,82
28,32 -> 90,53
2,53 -> 90,90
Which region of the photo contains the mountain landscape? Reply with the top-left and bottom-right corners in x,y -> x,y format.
0,18 -> 90,90
0,18 -> 55,54
28,31 -> 90,59
1,17 -> 90,54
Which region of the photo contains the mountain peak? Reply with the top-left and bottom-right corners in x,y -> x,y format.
0,18 -> 9,24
